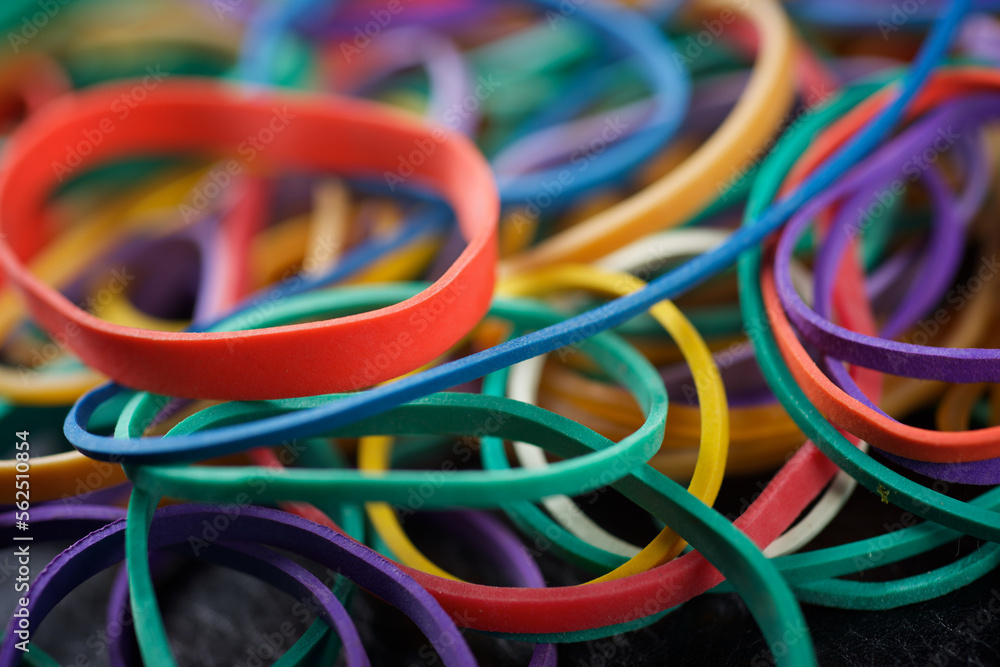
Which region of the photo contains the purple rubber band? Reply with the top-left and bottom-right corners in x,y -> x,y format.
403,511 -> 557,665
342,26 -> 477,136
1,504 -> 476,666
774,94 -> 1000,383
783,97 -> 1000,482
492,99 -> 653,177
0,506 -> 368,666
106,542 -> 367,667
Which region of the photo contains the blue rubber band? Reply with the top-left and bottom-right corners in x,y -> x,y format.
237,0 -> 691,209
64,0 -> 967,463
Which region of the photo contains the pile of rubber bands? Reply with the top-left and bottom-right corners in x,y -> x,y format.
6,0 -> 1000,664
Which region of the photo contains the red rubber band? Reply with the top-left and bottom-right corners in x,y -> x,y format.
0,79 -> 498,400
768,68 -> 1000,463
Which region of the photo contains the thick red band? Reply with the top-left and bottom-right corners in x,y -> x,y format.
0,79 -> 498,400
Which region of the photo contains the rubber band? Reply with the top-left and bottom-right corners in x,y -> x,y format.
770,92 -> 1000,465
501,0 -> 795,272
16,4 -> 968,660
245,0 -> 690,218
496,264 -> 727,579
738,63 -> 1000,546
0,502 -> 359,666
0,80 -> 498,400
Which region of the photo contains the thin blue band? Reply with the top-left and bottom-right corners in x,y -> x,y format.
64,0 -> 969,463
237,0 -> 691,208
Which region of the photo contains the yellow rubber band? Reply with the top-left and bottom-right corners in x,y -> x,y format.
358,435 -> 464,582
357,261 -> 731,582
500,0 -> 794,274
0,169 -> 211,502
498,264 -> 728,581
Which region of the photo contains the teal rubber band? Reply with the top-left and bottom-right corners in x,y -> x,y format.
480,361 -> 630,574
738,71 -> 1000,552
709,482 -> 1000,604
129,390 -> 657,508
792,542 -> 1000,610
279,438 -> 365,667
113,286 -> 813,663
117,289 -> 667,508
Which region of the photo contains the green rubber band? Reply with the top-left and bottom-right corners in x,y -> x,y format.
277,438 -> 365,667
480,361 -> 631,574
132,390 -> 656,506
737,70 -> 1000,608
118,288 -> 668,508
792,542 -> 1000,610
124,438 -> 367,667
117,286 -> 813,664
